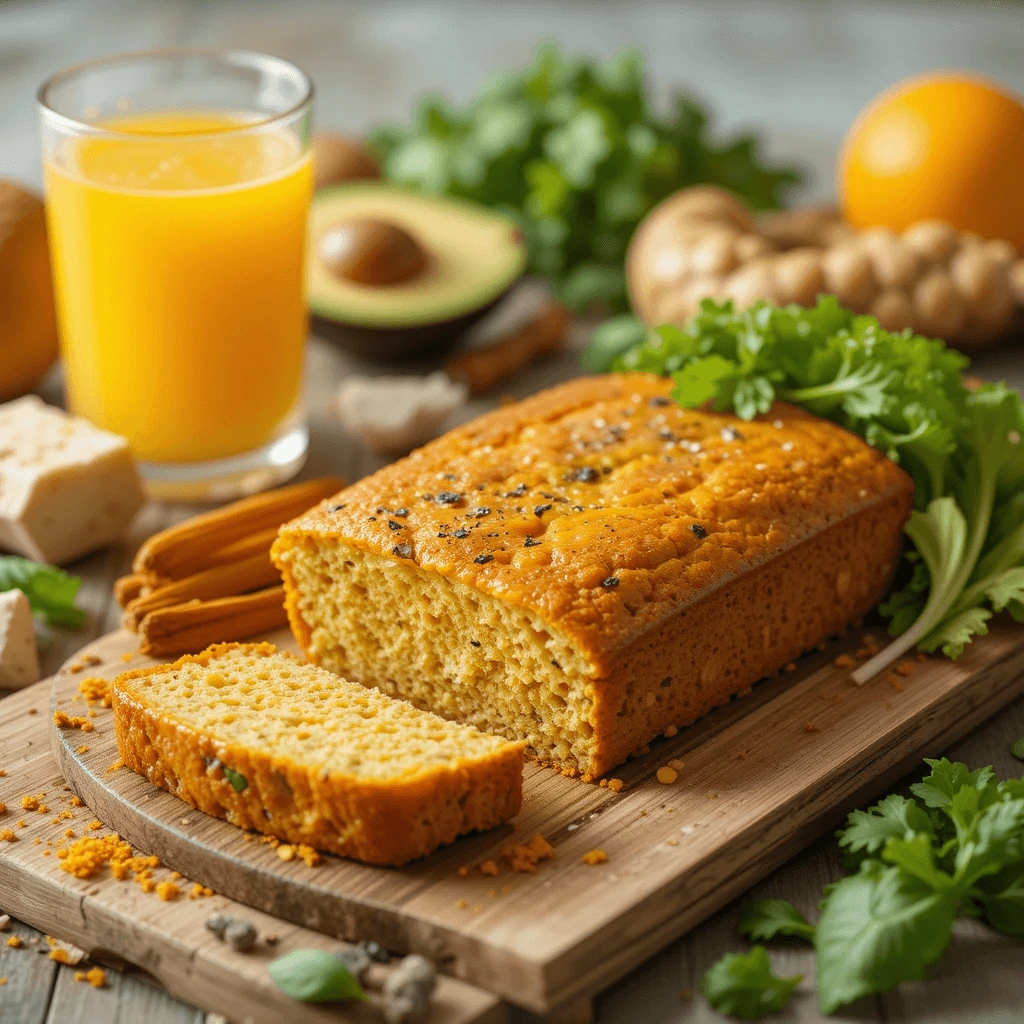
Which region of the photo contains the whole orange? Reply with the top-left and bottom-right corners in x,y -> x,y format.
839,73 -> 1024,250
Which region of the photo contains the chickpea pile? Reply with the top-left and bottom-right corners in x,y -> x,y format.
626,186 -> 1024,348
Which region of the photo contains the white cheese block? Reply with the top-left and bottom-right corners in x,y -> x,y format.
0,396 -> 146,565
0,589 -> 40,689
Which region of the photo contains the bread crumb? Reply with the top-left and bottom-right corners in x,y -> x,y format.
895,661 -> 914,677
0,978 -> 6,985
707,792 -> 718,800
479,860 -> 499,877
275,844 -> 295,862
188,883 -> 214,899
803,721 -> 819,733
456,865 -> 470,878
75,746 -> 89,755
502,833 -> 554,874
598,778 -> 608,788
156,881 -> 179,901
833,654 -> 855,668
20,794 -> 43,812
0,830 -> 17,843
580,849 -> 608,866
297,844 -> 322,868
70,796 -> 84,808
170,871 -> 182,880
738,750 -> 749,761
917,652 -> 929,663
7,936 -> 23,948
74,967 -> 106,988
121,653 -> 135,662
785,662 -> 797,672
663,725 -> 678,737
607,778 -> 624,793
52,711 -> 93,732
667,759 -> 685,771
106,760 -> 124,774
455,899 -> 467,910
656,766 -> 678,785
78,677 -> 112,708
0,803 -> 5,816
86,820 -> 102,831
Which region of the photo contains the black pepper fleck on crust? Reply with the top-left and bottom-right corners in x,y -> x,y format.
474,553 -> 494,565
453,528 -> 470,539
327,503 -> 346,512
660,677 -> 673,688
436,491 -> 462,506
392,544 -> 413,559
564,466 -> 599,483
691,523 -> 707,538
470,640 -> 481,647
505,483 -> 527,498
533,504 -> 552,517
601,577 -> 619,588
471,507 -> 491,518
649,396 -> 671,407
387,520 -> 404,531
524,536 -> 541,547
392,508 -> 409,517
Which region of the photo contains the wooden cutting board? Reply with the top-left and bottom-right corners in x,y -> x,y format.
0,682 -> 504,1024
45,619 -> 1024,1017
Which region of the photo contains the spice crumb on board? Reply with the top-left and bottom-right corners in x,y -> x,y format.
707,792 -> 718,800
833,654 -> 855,668
887,674 -> 905,691
107,760 -> 124,773
73,967 -> 106,988
456,865 -> 470,878
53,711 -> 93,732
189,883 -> 214,899
667,758 -> 685,771
607,777 -> 624,793
0,978 -> 6,985
580,849 -> 608,866
803,721 -> 819,733
77,677 -> 112,707
156,881 -> 179,901
479,860 -> 499,877
656,766 -> 678,785
7,936 -> 23,948
896,660 -> 915,676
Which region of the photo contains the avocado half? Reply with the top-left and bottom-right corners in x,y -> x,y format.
308,183 -> 528,361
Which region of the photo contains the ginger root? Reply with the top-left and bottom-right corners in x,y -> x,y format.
627,185 -> 1024,348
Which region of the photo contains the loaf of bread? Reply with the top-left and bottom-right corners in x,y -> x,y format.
273,374 -> 914,779
111,642 -> 525,865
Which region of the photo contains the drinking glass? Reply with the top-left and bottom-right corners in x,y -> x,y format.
39,49 -> 314,501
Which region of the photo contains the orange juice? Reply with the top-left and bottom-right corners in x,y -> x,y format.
44,112 -> 313,463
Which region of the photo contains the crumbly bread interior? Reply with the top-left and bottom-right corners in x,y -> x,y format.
288,542 -> 594,767
122,644 -> 515,780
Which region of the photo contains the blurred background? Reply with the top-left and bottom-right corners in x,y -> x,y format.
4,0 -> 1024,198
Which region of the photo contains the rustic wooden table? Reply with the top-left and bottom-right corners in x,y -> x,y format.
2,2 -> 1024,1021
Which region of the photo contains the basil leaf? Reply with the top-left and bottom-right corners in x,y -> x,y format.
0,555 -> 86,628
268,949 -> 366,1002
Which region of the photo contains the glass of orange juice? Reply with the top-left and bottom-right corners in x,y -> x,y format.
38,49 -> 314,501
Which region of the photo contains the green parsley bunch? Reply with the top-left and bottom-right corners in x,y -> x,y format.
369,44 -> 800,312
604,297 -> 1024,677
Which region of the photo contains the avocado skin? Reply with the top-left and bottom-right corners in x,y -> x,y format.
312,291 -> 510,362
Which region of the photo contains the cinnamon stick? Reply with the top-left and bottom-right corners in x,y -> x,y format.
133,477 -> 342,580
444,302 -> 571,395
123,552 -> 281,631
137,586 -> 288,658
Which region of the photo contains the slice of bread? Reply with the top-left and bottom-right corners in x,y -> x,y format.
111,642 -> 525,865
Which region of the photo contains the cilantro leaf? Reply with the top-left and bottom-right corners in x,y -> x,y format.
738,900 -> 815,943
838,794 -> 933,857
1012,738 -> 1024,763
815,860 -> 957,1014
700,945 -> 802,1019
374,44 -> 800,312
909,759 -> 995,812
0,556 -> 86,628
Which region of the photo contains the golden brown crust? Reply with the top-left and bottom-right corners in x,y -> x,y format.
274,373 -> 914,677
111,643 -> 525,866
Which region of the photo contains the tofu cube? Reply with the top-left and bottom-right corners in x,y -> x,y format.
0,589 -> 40,689
0,396 -> 145,565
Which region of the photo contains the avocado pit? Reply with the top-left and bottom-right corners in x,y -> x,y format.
318,217 -> 428,287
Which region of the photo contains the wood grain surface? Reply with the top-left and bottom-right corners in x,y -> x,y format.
0,683 -> 505,1024
48,615 -> 1024,1014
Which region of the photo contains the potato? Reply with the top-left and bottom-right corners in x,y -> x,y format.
914,271 -> 967,338
950,248 -> 1015,332
871,290 -> 916,332
902,220 -> 958,264
725,260 -> 778,310
822,246 -> 878,310
773,247 -> 824,307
